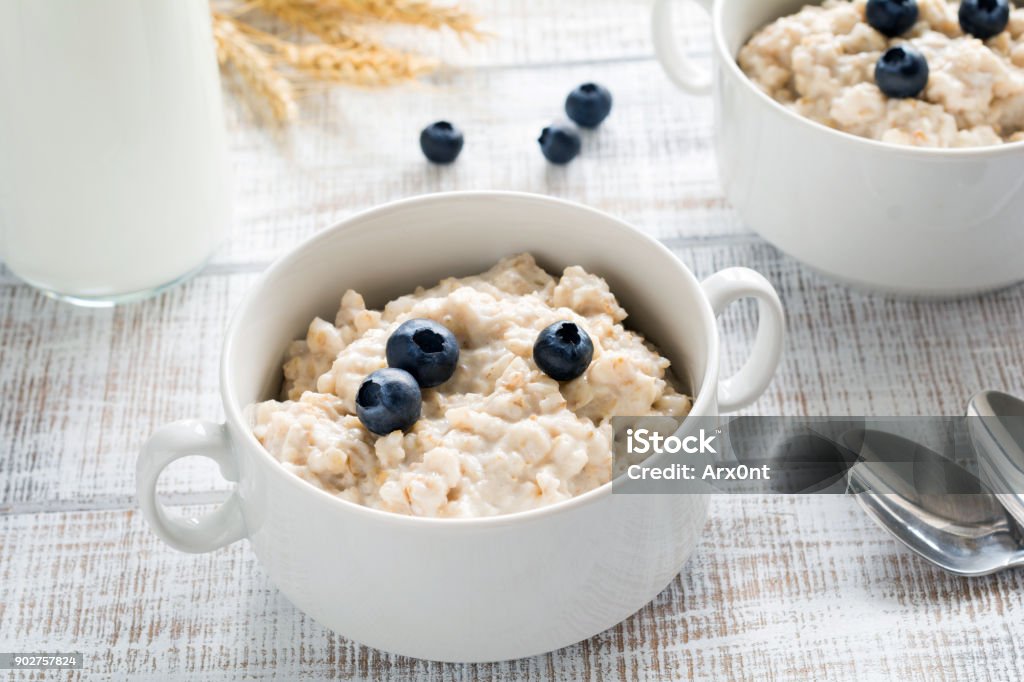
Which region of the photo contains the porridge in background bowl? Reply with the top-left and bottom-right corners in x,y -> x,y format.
739,0 -> 1024,147
253,253 -> 691,518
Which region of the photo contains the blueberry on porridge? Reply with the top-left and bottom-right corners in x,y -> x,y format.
533,321 -> 595,382
738,0 -> 1024,147
252,253 -> 691,518
386,318 -> 460,388
876,45 -> 931,97
866,0 -> 919,37
355,368 -> 423,436
960,0 -> 1010,40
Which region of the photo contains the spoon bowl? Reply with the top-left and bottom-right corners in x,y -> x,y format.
967,390 -> 1024,529
846,429 -> 1024,577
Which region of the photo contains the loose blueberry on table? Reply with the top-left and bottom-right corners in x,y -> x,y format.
565,83 -> 613,128
533,321 -> 594,382
386,318 -> 460,388
959,0 -> 1010,40
865,0 -> 918,37
538,124 -> 582,164
356,368 -> 423,435
875,45 -> 929,99
419,121 -> 464,164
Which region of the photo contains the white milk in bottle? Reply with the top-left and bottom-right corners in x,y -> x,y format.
0,0 -> 232,305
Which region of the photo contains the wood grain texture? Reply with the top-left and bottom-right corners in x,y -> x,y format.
3,496 -> 1024,681
0,274 -> 258,509
2,0 -> 1024,678
207,55 -> 726,270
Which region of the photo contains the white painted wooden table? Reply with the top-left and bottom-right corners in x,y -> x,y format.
3,1 -> 1024,679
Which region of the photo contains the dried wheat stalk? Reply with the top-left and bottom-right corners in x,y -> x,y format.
323,0 -> 480,34
213,0 -> 480,122
241,26 -> 438,86
245,0 -> 438,83
244,0 -> 373,50
213,13 -> 298,122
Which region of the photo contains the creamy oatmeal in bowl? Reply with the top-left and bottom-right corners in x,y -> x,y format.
653,0 -> 1024,294
253,253 -> 692,518
738,0 -> 1024,148
137,192 -> 784,661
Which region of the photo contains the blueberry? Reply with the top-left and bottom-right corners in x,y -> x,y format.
565,82 -> 613,128
356,368 -> 422,435
866,0 -> 918,37
538,124 -> 582,164
419,121 -> 464,164
959,0 -> 1010,40
875,45 -> 929,99
533,321 -> 594,382
386,318 -> 460,388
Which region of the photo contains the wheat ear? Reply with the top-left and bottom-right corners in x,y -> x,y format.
323,0 -> 480,34
236,20 -> 437,86
212,13 -> 298,121
240,0 -> 440,85
243,0 -> 371,49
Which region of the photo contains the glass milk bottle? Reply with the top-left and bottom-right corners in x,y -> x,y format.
0,0 -> 232,306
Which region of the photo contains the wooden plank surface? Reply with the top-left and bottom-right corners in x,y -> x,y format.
2,0 -> 1024,679
213,57 -> 728,269
3,496 -> 1024,681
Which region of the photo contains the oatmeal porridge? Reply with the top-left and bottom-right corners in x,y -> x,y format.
252,253 -> 691,518
739,0 -> 1024,147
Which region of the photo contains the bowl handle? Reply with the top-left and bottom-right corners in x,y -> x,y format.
652,0 -> 713,95
136,419 -> 248,553
701,268 -> 785,412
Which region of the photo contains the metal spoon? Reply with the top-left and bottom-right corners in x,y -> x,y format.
966,390 -> 1024,529
846,429 -> 1024,577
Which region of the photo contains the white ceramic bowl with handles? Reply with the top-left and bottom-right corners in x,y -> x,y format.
653,0 -> 1024,296
136,192 -> 784,662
